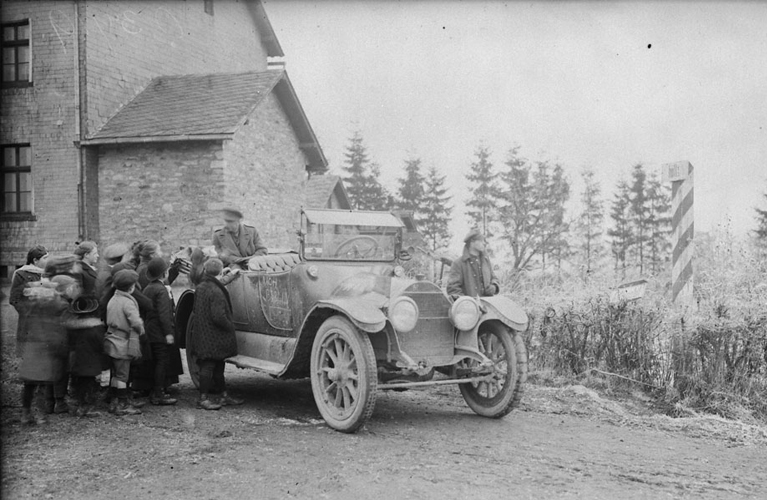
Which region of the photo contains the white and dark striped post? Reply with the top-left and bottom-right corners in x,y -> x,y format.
662,161 -> 694,307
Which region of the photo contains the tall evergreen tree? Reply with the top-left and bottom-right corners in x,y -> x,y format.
361,163 -> 393,210
644,171 -> 671,274
608,180 -> 633,274
575,168 -> 605,275
629,164 -> 649,273
465,145 -> 500,238
497,149 -> 570,273
419,166 -> 452,252
342,130 -> 370,209
396,158 -> 425,213
534,161 -> 570,273
341,131 -> 391,210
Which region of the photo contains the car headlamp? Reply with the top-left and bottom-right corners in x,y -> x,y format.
389,296 -> 419,333
449,296 -> 481,331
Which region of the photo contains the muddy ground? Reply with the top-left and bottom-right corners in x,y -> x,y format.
2,297 -> 766,500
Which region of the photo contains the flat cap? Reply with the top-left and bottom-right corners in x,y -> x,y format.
221,206 -> 243,220
113,269 -> 139,291
145,257 -> 168,282
463,228 -> 483,244
103,242 -> 131,261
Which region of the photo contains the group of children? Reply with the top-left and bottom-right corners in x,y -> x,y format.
10,240 -> 187,423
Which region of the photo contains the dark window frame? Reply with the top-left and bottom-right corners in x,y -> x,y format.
1,143 -> 33,216
2,19 -> 32,88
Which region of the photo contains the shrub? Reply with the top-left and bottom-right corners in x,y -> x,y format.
505,229 -> 767,423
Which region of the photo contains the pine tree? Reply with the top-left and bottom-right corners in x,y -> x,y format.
497,146 -> 534,271
396,158 -> 425,213
465,145 -> 500,238
342,130 -> 370,209
534,161 -> 570,273
341,131 -> 391,210
629,164 -> 649,273
608,180 -> 633,275
358,163 -> 392,211
497,149 -> 570,273
575,168 -> 604,275
644,171 -> 671,274
419,166 -> 452,252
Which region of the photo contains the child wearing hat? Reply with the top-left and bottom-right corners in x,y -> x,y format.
64,295 -> 108,418
140,257 -> 179,406
103,269 -> 144,416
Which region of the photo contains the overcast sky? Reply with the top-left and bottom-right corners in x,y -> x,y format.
264,1 -> 767,251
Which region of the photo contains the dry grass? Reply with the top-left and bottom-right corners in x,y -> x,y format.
504,231 -> 767,424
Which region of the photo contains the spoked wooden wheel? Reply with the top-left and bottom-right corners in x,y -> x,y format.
310,316 -> 377,433
459,323 -> 527,418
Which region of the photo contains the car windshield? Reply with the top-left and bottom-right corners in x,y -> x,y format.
303,222 -> 399,261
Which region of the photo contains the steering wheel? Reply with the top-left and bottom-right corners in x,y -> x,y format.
333,235 -> 379,258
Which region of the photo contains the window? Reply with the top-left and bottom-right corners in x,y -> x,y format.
2,145 -> 32,214
204,0 -> 214,16
2,20 -> 31,86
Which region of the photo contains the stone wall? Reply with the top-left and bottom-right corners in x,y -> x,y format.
97,141 -> 225,251
223,94 -> 308,251
97,93 -> 309,255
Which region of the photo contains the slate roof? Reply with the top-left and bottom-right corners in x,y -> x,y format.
305,175 -> 350,209
92,71 -> 282,139
85,70 -> 327,171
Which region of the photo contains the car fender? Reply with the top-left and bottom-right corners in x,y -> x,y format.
312,296 -> 387,333
174,289 -> 196,349
479,295 -> 529,331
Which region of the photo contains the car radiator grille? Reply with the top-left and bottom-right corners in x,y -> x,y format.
398,285 -> 454,365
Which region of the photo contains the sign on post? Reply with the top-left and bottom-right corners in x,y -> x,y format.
662,161 -> 694,307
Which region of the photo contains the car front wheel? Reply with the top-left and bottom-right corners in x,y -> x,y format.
310,316 -> 378,433
459,323 -> 527,418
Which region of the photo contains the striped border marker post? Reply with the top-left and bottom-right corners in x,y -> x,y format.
662,161 -> 694,307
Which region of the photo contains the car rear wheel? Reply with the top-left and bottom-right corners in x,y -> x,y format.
310,316 -> 378,433
185,312 -> 200,389
459,323 -> 527,418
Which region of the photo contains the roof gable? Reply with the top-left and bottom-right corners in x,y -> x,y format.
305,175 -> 350,209
84,70 -> 327,172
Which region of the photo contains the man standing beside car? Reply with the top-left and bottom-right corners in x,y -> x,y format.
212,206 -> 267,268
447,229 -> 501,299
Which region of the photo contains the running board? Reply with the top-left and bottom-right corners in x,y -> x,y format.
226,355 -> 285,376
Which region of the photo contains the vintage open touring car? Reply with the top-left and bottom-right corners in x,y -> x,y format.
175,209 -> 529,433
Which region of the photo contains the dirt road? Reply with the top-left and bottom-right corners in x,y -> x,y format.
2,365 -> 766,500
2,297 -> 766,499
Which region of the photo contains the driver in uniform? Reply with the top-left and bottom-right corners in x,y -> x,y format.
447,229 -> 500,299
212,207 -> 268,268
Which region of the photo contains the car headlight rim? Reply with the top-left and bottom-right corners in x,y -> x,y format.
450,296 -> 481,331
389,296 -> 419,333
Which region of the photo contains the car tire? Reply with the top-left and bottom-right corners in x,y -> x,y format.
310,316 -> 378,433
185,312 -> 200,389
459,323 -> 527,418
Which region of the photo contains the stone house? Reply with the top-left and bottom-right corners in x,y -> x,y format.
0,0 -> 326,278
304,175 -> 350,210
